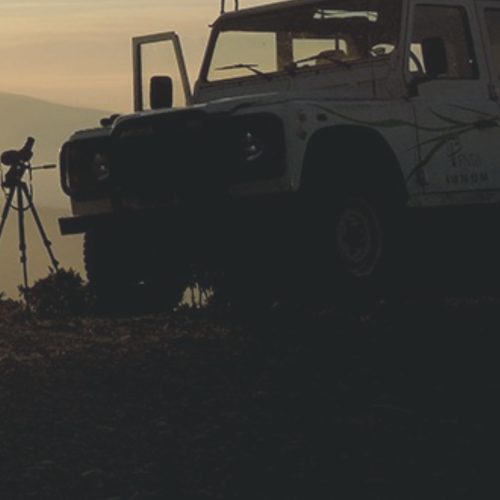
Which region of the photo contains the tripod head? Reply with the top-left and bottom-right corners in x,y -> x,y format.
1,137 -> 35,189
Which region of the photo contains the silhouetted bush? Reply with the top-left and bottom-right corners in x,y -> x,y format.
0,293 -> 26,323
25,268 -> 92,319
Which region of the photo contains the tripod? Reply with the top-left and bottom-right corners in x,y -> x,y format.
0,137 -> 59,298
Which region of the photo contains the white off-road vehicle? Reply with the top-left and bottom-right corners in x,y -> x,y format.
59,0 -> 500,310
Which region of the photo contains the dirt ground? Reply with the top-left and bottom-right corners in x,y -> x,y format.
0,297 -> 499,500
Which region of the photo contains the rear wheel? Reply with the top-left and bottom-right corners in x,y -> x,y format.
303,193 -> 403,307
333,198 -> 383,279
84,228 -> 188,315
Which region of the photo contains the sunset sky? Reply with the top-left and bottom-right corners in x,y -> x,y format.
0,0 -> 265,112
0,0 -> 276,296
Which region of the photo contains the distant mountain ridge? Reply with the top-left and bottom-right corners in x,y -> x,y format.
0,91 -> 112,210
0,92 -> 111,296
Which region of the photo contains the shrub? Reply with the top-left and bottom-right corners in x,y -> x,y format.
24,268 -> 92,319
0,293 -> 26,323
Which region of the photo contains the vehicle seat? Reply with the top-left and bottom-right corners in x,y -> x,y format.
316,49 -> 347,65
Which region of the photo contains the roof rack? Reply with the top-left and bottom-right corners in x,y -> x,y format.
220,0 -> 240,14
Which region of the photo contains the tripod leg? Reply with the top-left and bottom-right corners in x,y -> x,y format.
0,188 -> 16,240
21,183 -> 60,270
17,186 -> 29,292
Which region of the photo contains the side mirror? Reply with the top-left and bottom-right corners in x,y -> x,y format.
421,36 -> 448,77
150,76 -> 173,110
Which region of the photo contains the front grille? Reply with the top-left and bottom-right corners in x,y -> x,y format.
109,110 -> 286,203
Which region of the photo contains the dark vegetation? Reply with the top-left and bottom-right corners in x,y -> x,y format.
0,269 -> 499,499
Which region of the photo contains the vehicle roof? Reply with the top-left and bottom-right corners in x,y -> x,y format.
215,0 -> 344,25
216,0 -> 493,25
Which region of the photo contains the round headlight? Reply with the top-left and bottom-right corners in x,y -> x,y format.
91,153 -> 110,182
241,132 -> 265,163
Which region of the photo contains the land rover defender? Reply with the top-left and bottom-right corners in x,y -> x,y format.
59,0 -> 500,310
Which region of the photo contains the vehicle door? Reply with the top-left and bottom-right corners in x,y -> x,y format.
132,32 -> 192,112
477,3 -> 500,115
406,0 -> 500,200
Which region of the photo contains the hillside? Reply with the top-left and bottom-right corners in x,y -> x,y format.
0,300 -> 498,499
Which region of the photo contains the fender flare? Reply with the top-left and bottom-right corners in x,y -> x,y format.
300,125 -> 408,205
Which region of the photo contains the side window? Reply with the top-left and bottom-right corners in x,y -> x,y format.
485,9 -> 500,79
410,5 -> 477,78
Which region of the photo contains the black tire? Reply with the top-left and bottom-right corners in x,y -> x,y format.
84,228 -> 188,315
302,194 -> 403,306
332,198 -> 384,279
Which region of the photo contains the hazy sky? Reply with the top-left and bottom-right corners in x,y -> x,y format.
0,0 -> 265,112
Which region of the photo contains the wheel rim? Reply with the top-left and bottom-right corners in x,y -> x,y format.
335,202 -> 382,277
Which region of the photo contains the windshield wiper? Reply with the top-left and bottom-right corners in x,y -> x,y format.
216,63 -> 272,81
287,53 -> 352,72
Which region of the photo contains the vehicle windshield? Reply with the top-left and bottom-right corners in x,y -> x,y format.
205,0 -> 402,82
